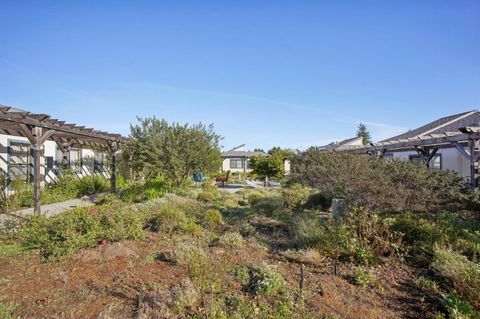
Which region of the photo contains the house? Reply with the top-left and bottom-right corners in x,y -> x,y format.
319,136 -> 364,151
221,145 -> 268,173
0,133 -> 109,188
378,110 -> 480,181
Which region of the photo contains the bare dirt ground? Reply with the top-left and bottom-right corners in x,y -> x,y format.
0,237 -> 436,319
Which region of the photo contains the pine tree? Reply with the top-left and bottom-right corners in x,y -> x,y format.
357,123 -> 372,145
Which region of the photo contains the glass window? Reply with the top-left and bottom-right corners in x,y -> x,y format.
409,154 -> 442,170
230,159 -> 244,169
69,148 -> 82,173
8,141 -> 32,184
94,152 -> 106,173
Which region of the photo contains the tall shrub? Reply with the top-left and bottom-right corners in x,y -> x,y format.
130,117 -> 222,183
290,149 -> 464,212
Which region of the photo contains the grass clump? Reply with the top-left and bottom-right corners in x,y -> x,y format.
218,232 -> 244,249
204,209 -> 223,227
146,202 -> 187,234
282,184 -> 310,209
19,206 -> 145,259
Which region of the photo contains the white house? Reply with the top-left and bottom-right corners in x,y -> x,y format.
221,145 -> 268,173
0,133 -> 109,188
378,110 -> 480,180
319,136 -> 365,151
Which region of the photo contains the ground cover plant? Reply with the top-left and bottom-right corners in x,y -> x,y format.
4,170 -> 110,212
0,154 -> 479,318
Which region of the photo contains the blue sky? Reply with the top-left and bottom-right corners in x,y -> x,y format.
1,1 -> 479,151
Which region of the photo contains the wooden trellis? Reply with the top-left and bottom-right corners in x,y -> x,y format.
336,129 -> 480,187
0,104 -> 129,214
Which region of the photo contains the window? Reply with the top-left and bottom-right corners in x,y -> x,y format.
230,158 -> 244,169
94,152 -> 106,173
69,148 -> 82,173
8,141 -> 32,184
409,154 -> 442,171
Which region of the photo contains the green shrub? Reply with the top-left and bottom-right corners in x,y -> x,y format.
198,190 -> 218,203
414,276 -> 440,295
293,209 -> 397,265
76,175 -> 109,196
352,267 -> 377,288
204,209 -> 223,227
304,192 -> 333,211
245,265 -> 287,296
442,294 -> 479,319
146,203 -> 187,234
433,248 -> 480,308
219,232 -> 244,249
250,197 -> 284,217
282,184 -> 310,209
291,151 -> 466,212
19,206 -> 145,258
390,213 -> 480,262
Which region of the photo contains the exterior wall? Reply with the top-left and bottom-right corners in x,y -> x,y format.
221,157 -> 253,173
388,147 -> 469,180
0,133 -> 109,190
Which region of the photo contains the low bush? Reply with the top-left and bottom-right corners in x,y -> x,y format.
19,206 -> 146,258
218,232 -> 244,249
204,209 -> 223,227
250,197 -> 284,217
282,184 -> 310,209
146,202 -> 187,234
433,248 -> 480,309
7,171 -> 110,211
352,267 -> 377,288
390,213 -> 480,263
441,294 -> 480,319
304,192 -> 333,211
245,265 -> 287,296
293,209 -> 400,265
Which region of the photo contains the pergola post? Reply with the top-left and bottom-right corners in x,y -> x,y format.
414,146 -> 438,169
110,142 -> 119,193
468,139 -> 477,188
18,125 -> 55,215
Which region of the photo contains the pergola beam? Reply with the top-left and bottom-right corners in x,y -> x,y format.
0,104 -> 129,215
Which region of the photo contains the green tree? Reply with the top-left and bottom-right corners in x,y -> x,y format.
129,117 -> 222,184
268,147 -> 295,161
251,155 -> 284,186
356,123 -> 372,145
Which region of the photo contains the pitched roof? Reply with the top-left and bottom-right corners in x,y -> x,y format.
221,150 -> 268,158
381,110 -> 480,143
320,136 -> 364,151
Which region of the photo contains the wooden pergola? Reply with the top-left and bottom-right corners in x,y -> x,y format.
0,105 -> 129,214
342,128 -> 480,187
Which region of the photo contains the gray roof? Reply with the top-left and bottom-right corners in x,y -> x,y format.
221,150 -> 268,158
320,136 -> 363,151
381,110 -> 480,143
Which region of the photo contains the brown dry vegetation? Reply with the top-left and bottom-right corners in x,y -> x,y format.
1,186 -> 472,319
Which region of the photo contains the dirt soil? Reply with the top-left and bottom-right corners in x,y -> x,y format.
0,237 -> 438,319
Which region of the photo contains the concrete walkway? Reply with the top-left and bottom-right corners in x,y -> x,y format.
14,195 -> 99,217
0,195 -> 99,225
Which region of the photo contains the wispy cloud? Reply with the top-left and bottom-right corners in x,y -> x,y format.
362,121 -> 408,141
118,81 -> 322,113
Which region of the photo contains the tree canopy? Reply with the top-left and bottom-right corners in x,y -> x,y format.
129,117 -> 222,183
251,155 -> 284,180
356,123 -> 372,145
